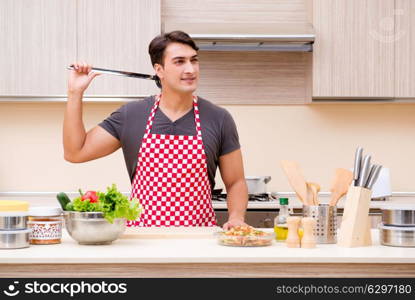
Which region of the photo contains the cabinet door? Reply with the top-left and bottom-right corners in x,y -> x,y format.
395,0 -> 415,98
312,0 -> 395,98
0,0 -> 76,96
78,0 -> 160,97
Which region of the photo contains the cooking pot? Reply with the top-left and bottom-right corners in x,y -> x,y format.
245,176 -> 271,194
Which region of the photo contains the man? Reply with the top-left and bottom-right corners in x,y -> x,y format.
64,31 -> 248,229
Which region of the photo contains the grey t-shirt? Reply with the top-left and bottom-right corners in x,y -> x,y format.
98,95 -> 240,190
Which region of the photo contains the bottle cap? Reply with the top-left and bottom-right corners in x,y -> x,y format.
279,198 -> 289,205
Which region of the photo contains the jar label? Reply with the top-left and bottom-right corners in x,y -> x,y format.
28,221 -> 62,240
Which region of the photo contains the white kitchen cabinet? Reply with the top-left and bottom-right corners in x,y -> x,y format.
0,0 -> 160,99
395,0 -> 415,98
78,0 -> 160,97
312,0 -> 395,98
0,0 -> 76,96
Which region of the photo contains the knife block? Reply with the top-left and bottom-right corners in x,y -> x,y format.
337,186 -> 372,247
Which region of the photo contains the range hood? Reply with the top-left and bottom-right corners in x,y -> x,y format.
163,22 -> 315,52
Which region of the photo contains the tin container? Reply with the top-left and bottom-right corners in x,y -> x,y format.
379,224 -> 415,247
0,212 -> 28,230
382,206 -> 415,227
303,204 -> 337,244
0,229 -> 31,249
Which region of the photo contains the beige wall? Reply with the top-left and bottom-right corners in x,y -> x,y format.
1,101 -> 414,193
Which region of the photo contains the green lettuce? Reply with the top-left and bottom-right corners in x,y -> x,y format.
72,184 -> 142,224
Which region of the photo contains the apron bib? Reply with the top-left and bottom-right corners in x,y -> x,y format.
127,94 -> 217,227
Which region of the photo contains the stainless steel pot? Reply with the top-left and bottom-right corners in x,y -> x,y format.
379,224 -> 415,247
245,176 -> 271,194
0,229 -> 30,249
382,207 -> 415,226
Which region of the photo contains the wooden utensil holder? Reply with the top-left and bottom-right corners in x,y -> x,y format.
337,186 -> 372,247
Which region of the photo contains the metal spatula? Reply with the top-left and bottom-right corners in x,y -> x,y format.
67,65 -> 161,88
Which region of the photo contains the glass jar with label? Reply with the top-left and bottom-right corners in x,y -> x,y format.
28,207 -> 63,245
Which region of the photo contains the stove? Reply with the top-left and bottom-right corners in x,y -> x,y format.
212,190 -> 278,227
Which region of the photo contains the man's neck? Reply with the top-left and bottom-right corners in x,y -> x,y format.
159,89 -> 194,114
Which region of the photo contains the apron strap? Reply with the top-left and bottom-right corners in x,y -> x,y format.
144,94 -> 202,138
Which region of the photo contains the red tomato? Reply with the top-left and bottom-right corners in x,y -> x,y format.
81,191 -> 99,203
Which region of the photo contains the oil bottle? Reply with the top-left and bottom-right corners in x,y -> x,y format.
274,197 -> 290,241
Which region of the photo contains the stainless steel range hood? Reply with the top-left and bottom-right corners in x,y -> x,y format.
163,22 -> 315,52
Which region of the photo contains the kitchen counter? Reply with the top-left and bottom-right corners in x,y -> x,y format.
1,227 -> 415,278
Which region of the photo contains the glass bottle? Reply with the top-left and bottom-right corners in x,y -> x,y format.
274,198 -> 290,241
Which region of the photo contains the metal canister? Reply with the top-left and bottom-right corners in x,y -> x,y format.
379,224 -> 415,247
0,229 -> 30,249
382,207 -> 415,227
0,212 -> 28,231
303,204 -> 337,244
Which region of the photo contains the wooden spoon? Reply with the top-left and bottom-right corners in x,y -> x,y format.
307,182 -> 321,205
329,168 -> 354,206
306,183 -> 314,206
280,160 -> 308,205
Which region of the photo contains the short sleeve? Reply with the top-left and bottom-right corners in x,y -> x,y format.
220,110 -> 241,156
98,105 -> 125,141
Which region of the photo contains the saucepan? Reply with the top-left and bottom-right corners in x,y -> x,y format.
67,65 -> 162,88
245,176 -> 271,194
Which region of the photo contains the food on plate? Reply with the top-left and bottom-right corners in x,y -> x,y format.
216,225 -> 273,247
56,184 -> 142,223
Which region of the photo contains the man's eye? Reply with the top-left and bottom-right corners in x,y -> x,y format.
175,60 -> 184,64
191,58 -> 199,63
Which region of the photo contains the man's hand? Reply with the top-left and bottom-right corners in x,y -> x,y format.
68,62 -> 101,94
222,218 -> 249,231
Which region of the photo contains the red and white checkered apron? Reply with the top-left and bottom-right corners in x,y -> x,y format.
127,94 -> 217,227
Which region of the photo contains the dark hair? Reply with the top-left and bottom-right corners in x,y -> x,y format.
148,31 -> 199,67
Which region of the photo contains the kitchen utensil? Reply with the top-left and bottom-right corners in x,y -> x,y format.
381,206 -> 415,226
64,211 -> 126,245
303,204 -> 338,244
0,212 -> 28,231
379,224 -> 415,247
0,229 -> 31,249
306,182 -> 320,205
306,183 -> 314,206
328,168 -> 353,206
280,160 -> 308,205
353,147 -> 363,186
337,186 -> 372,247
365,164 -> 382,189
245,176 -> 271,194
357,155 -> 371,187
67,65 -> 161,88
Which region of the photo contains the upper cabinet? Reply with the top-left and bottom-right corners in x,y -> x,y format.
395,0 -> 415,98
78,0 -> 160,97
0,0 -> 160,98
162,0 -> 313,104
0,0 -> 76,96
312,0 -> 395,98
